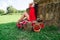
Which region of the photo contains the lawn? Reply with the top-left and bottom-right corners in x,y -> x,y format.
0,15 -> 60,40
0,14 -> 22,24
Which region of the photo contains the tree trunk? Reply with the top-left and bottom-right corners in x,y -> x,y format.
34,0 -> 60,26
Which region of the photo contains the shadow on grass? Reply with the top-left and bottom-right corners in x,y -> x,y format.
0,22 -> 60,40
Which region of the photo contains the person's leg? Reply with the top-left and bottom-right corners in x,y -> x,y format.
17,12 -> 26,28
17,11 -> 28,24
17,14 -> 25,24
24,12 -> 29,20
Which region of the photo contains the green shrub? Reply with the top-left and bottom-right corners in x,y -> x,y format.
0,9 -> 5,15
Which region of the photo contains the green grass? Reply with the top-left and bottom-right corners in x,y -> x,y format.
0,15 -> 60,40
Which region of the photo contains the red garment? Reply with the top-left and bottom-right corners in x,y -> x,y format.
29,7 -> 36,22
17,23 -> 22,28
17,20 -> 28,28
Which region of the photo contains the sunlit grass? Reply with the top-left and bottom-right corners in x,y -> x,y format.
0,14 -> 22,24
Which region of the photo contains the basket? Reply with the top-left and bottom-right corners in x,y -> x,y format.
33,24 -> 41,32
